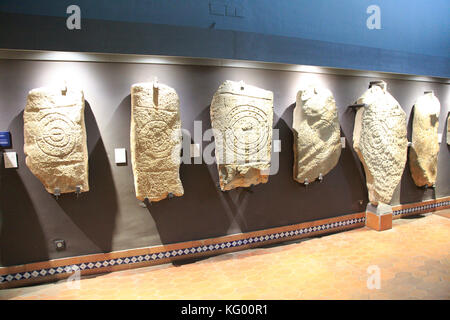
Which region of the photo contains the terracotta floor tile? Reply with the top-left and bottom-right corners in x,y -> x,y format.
1,211 -> 450,300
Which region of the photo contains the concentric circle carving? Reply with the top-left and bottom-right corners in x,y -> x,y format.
36,113 -> 77,157
225,105 -> 269,157
138,120 -> 171,158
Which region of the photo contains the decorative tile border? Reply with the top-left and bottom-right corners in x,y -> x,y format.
392,198 -> 450,219
0,216 -> 364,285
0,212 -> 365,289
0,196 -> 448,289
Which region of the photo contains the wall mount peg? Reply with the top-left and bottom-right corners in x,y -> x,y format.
54,187 -> 61,199
75,185 -> 81,198
318,173 -> 323,182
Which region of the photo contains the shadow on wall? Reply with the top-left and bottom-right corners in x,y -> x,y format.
447,113 -> 450,154
399,105 -> 435,205
238,103 -> 368,232
55,101 -> 119,253
147,101 -> 371,244
145,105 -> 237,245
340,105 -> 373,207
434,111 -> 450,198
199,104 -> 257,236
109,94 -> 132,151
0,110 -> 49,266
340,105 -> 367,184
103,94 -> 165,250
447,113 -> 450,148
0,167 -> 51,266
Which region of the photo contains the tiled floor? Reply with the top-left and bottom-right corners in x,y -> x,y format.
1,210 -> 449,300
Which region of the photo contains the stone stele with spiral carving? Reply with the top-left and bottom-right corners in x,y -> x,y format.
130,82 -> 184,202
210,80 -> 274,191
23,84 -> 89,194
353,81 -> 408,205
293,85 -> 341,184
409,91 -> 440,187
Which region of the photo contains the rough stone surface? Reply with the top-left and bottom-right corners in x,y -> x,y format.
409,92 -> 440,187
130,82 -> 184,202
353,81 -> 408,205
293,85 -> 341,184
23,84 -> 89,194
447,113 -> 450,145
210,80 -> 273,191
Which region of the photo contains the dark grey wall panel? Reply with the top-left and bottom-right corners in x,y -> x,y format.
0,59 -> 448,267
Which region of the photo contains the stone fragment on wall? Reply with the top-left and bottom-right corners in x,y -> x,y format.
353,81 -> 408,205
210,80 -> 273,191
23,84 -> 89,194
130,82 -> 184,201
293,85 -> 341,184
409,91 -> 440,187
447,113 -> 450,145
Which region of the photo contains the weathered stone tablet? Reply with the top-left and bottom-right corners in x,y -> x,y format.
409,91 -> 440,187
293,85 -> 341,184
23,84 -> 89,194
210,80 -> 273,191
130,82 -> 184,202
447,113 -> 450,145
353,81 -> 407,205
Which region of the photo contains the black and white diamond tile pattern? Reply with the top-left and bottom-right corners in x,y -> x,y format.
393,201 -> 449,216
2,200 -> 449,286
0,216 -> 366,285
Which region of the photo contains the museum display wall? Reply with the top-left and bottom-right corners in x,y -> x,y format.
0,57 -> 449,267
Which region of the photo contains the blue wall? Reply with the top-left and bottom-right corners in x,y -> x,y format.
1,0 -> 449,77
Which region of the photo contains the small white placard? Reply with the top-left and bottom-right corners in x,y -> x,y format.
4,152 -> 18,168
341,137 -> 346,148
273,140 -> 281,153
114,148 -> 127,164
407,141 -> 412,147
438,133 -> 442,144
190,144 -> 200,158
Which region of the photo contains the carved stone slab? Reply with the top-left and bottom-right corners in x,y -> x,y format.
23,85 -> 89,194
130,82 -> 184,202
447,113 -> 450,145
210,80 -> 273,191
409,92 -> 440,187
293,85 -> 341,184
353,81 -> 407,205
